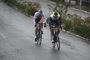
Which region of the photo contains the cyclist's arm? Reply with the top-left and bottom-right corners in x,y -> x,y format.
41,13 -> 47,27
43,16 -> 46,27
42,13 -> 46,23
49,17 -> 54,27
58,16 -> 62,29
33,12 -> 38,26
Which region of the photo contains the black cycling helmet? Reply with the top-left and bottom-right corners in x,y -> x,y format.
54,12 -> 58,16
53,12 -> 58,21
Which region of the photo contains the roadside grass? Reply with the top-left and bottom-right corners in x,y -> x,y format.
6,0 -> 41,16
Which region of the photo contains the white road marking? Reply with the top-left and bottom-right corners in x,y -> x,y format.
0,32 -> 6,38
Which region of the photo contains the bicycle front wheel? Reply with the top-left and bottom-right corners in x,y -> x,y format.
38,37 -> 42,45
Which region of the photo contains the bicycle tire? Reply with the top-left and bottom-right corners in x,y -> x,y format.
37,31 -> 42,45
52,42 -> 55,48
37,36 -> 42,45
56,37 -> 60,50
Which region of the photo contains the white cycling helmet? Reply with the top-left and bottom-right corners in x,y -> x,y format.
38,10 -> 43,13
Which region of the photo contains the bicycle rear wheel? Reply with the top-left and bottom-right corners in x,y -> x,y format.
37,32 -> 42,45
37,37 -> 42,45
52,41 -> 55,48
56,37 -> 60,50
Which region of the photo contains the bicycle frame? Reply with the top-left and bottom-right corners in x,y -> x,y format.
35,23 -> 43,45
51,26 -> 60,50
52,27 -> 59,42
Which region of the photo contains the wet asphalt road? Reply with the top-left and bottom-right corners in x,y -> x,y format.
0,1 -> 90,60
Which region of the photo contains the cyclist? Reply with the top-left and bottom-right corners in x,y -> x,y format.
49,11 -> 62,42
33,10 -> 46,41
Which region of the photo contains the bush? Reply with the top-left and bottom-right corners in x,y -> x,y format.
63,20 -> 73,31
24,2 -> 41,16
74,25 -> 90,39
7,0 -> 41,16
7,0 -> 25,12
63,15 -> 90,40
84,17 -> 90,27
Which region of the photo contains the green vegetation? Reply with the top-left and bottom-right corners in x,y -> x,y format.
7,0 -> 41,16
63,15 -> 90,39
7,0 -> 25,12
24,2 -> 41,16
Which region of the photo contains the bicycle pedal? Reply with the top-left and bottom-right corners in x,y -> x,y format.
41,31 -> 43,34
51,40 -> 54,43
35,38 -> 38,42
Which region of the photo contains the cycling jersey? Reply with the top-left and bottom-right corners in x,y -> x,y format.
33,11 -> 46,26
49,12 -> 62,28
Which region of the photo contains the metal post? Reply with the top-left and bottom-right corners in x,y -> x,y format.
80,0 -> 82,9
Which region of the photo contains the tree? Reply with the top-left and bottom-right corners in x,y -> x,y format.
75,0 -> 80,5
48,1 -> 68,17
69,0 -> 71,5
51,0 -> 65,4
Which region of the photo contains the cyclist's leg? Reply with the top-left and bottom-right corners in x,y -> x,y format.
56,25 -> 60,35
56,27 -> 60,40
35,25 -> 39,41
41,23 -> 43,34
58,28 -> 60,35
35,26 -> 38,36
50,28 -> 55,43
56,27 -> 60,50
35,28 -> 37,41
50,28 -> 53,40
39,23 -> 43,34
